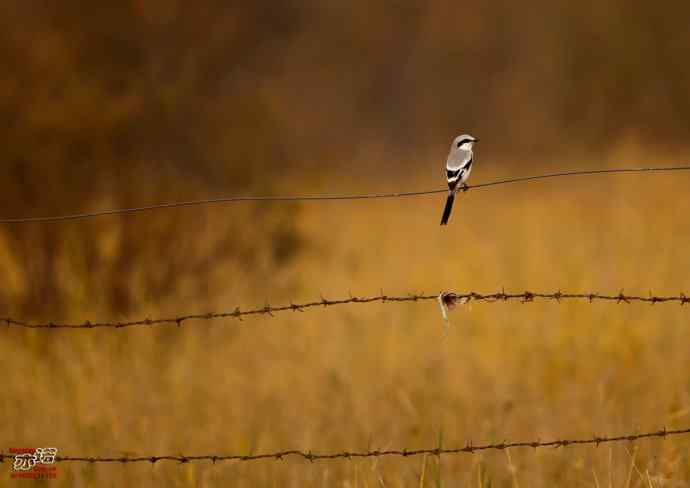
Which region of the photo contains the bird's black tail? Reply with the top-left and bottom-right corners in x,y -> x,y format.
440,193 -> 455,225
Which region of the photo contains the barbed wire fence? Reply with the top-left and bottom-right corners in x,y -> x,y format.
2,289 -> 688,330
1,165 -> 689,223
1,427 -> 688,464
3,166 -> 690,474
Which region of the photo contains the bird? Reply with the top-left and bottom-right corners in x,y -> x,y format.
440,134 -> 478,225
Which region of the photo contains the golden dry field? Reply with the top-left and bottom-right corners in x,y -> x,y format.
2,145 -> 690,486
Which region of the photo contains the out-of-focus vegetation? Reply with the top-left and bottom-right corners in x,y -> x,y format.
1,1 -> 690,486
4,0 -> 690,315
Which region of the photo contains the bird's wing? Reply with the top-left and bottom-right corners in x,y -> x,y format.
446,149 -> 472,171
446,157 -> 472,183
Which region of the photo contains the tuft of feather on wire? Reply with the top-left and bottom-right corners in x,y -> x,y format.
437,292 -> 470,334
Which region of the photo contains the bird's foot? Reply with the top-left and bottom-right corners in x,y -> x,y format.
461,183 -> 470,192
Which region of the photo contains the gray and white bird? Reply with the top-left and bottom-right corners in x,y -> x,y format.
440,134 -> 478,225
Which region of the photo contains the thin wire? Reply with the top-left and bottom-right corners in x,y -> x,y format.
1,165 -> 688,223
3,289 -> 688,329
0,427 -> 687,464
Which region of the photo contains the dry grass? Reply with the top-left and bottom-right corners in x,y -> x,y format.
1,147 -> 690,486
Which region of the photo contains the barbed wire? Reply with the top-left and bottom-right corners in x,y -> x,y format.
1,165 -> 689,223
1,427 -> 688,464
3,289 -> 689,330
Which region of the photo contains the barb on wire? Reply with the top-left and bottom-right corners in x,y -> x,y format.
0,427 -> 687,464
2,289 -> 689,330
1,165 -> 689,223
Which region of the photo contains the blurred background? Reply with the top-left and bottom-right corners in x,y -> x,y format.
1,1 -> 690,486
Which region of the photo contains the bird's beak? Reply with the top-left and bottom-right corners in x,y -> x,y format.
473,138 -> 479,143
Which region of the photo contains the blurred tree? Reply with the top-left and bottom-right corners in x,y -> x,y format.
0,1 -> 308,316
